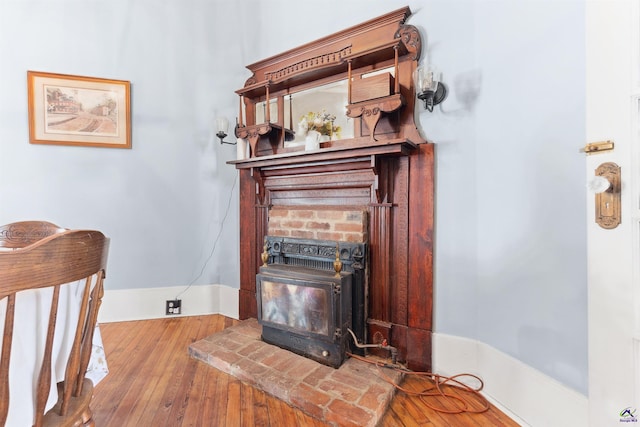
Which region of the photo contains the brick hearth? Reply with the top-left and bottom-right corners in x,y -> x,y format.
188,319 -> 403,427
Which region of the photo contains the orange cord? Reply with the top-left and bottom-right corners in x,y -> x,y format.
346,352 -> 490,415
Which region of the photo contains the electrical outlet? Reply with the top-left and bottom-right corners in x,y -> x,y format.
166,299 -> 182,315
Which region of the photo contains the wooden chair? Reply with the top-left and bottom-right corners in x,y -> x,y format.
0,226 -> 109,427
0,221 -> 66,249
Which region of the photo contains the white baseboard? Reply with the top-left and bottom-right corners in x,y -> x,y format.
98,284 -> 239,323
433,333 -> 588,427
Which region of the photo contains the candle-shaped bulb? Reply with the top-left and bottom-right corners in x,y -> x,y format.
216,117 -> 229,134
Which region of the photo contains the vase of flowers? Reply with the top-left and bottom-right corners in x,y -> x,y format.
298,110 -> 341,151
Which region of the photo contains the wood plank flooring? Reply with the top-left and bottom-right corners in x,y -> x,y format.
92,315 -> 520,426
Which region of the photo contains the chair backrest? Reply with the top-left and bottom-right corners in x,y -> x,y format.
0,228 -> 109,427
0,221 -> 66,249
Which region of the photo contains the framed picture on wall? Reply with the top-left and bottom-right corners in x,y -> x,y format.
27,71 -> 131,148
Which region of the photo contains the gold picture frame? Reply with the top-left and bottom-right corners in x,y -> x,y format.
27,71 -> 131,148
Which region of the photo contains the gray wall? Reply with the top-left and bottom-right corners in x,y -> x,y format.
472,2 -> 587,393
0,0 -> 247,292
0,0 -> 587,395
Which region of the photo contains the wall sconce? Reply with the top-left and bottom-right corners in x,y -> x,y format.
414,65 -> 447,112
216,117 -> 236,145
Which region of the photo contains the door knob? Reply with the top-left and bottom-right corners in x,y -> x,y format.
593,162 -> 621,229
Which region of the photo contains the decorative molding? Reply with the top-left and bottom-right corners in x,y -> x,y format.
236,123 -> 273,158
395,24 -> 421,60
265,46 -> 352,83
346,94 -> 405,142
0,221 -> 64,246
244,75 -> 257,86
266,236 -> 366,274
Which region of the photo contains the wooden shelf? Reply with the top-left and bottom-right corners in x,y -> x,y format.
347,94 -> 405,142
228,138 -> 417,170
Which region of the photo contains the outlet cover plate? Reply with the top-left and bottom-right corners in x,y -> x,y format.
166,299 -> 182,315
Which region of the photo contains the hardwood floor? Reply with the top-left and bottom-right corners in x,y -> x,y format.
92,315 -> 520,426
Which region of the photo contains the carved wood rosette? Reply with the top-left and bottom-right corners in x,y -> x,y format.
347,94 -> 405,142
395,25 -> 422,61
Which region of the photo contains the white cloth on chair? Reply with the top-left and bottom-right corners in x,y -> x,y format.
0,280 -> 108,427
86,324 -> 109,385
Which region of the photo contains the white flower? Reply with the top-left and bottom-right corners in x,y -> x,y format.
297,117 -> 309,136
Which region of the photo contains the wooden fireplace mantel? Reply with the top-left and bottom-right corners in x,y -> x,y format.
228,138 -> 417,169
228,7 -> 434,372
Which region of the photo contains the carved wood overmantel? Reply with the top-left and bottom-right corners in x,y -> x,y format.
228,7 -> 434,372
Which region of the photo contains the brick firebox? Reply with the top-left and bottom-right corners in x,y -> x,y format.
268,207 -> 368,243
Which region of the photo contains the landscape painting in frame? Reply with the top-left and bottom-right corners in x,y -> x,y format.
27,71 -> 131,148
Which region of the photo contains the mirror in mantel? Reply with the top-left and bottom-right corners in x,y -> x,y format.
286,79 -> 353,147
253,65 -> 400,148
255,79 -> 355,147
255,98 -> 278,126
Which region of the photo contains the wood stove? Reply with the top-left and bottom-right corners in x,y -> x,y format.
256,237 -> 366,368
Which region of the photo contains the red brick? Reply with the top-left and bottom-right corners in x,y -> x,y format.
328,367 -> 367,389
357,383 -> 393,416
256,371 -> 299,401
284,355 -> 321,378
292,210 -> 315,219
248,342 -> 280,364
189,320 -> 395,427
269,209 -> 288,217
319,379 -> 362,402
306,221 -> 331,230
316,210 -> 347,220
325,399 -> 374,427
210,335 -> 244,351
316,232 -> 343,241
289,383 -> 332,420
206,348 -> 242,371
303,364 -> 335,387
282,220 -> 305,228
334,222 -> 364,232
237,340 -> 266,357
232,319 -> 261,336
291,230 -> 315,239
262,349 -> 300,372
188,340 -> 217,361
231,358 -> 269,383
343,233 -> 365,243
